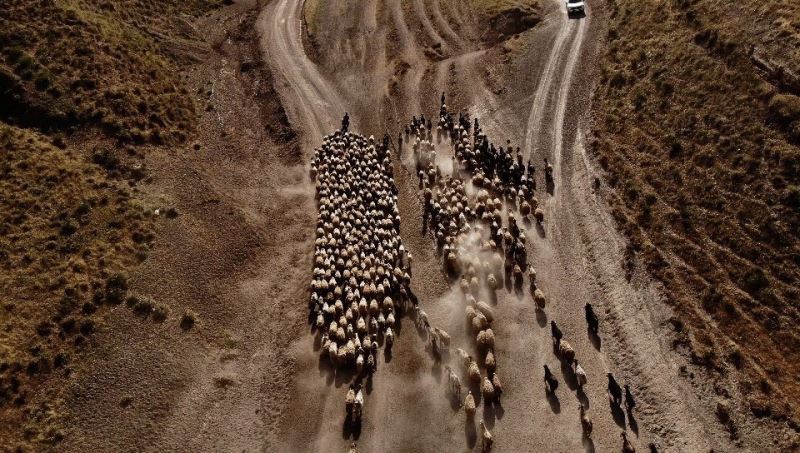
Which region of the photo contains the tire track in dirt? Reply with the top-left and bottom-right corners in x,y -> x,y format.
259,0 -> 347,140
523,13 -> 576,161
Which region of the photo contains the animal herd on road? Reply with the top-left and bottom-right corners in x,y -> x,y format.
310,97 -> 650,451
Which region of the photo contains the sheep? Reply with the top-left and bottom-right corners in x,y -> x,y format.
472,313 -> 489,333
345,385 -> 355,415
557,340 -> 575,362
580,403 -> 593,438
457,348 -> 471,370
465,305 -> 477,323
477,328 -> 495,350
480,420 -> 493,452
585,302 -> 599,335
385,327 -> 394,349
347,441 -> 358,453
533,288 -> 546,310
445,365 -> 462,400
608,373 -> 623,406
527,266 -> 536,285
486,273 -> 498,291
512,264 -> 523,283
475,301 -> 494,323
432,327 -> 451,348
621,432 -> 636,453
464,391 -> 476,418
356,353 -> 365,375
520,200 -> 531,217
485,350 -> 496,373
481,377 -> 495,401
468,359 -> 481,385
328,342 -> 339,364
574,359 -> 587,389
367,352 -> 376,373
534,208 -> 544,223
491,372 -> 503,401
550,320 -> 563,346
369,299 -> 379,317
415,306 -> 430,330
316,313 -> 325,330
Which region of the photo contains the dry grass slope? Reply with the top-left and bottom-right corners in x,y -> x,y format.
592,0 -> 800,445
0,0 -> 224,450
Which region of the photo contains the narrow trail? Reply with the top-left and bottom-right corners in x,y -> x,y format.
259,0 -> 347,140
523,13 -> 576,161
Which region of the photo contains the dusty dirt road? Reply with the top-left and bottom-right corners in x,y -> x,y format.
262,0 -> 738,451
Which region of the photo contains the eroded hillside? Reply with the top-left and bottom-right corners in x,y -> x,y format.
592,0 -> 800,445
0,0 -> 223,450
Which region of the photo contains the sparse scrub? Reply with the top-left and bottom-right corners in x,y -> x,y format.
180,310 -> 198,331
593,0 -> 800,432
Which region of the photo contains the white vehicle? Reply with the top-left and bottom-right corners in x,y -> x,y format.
566,0 -> 585,16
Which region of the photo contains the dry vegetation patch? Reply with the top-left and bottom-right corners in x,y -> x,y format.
592,0 -> 800,443
0,0 -> 224,449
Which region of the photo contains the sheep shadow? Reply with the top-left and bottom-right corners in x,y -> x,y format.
333,366 -> 358,389
312,332 -> 322,351
534,221 -> 546,238
446,391 -> 462,411
610,399 -> 626,428
465,418 -> 477,448
536,309 -> 548,327
430,358 -> 443,381
482,402 -> 497,428
583,437 -> 596,453
546,389 -> 561,414
577,387 -> 590,409
523,216 -> 532,229
627,409 -> 639,435
364,374 -> 374,395
493,400 -> 505,421
342,414 -> 362,440
560,359 -> 579,391
546,177 -> 555,195
514,277 -> 524,296
383,346 -> 393,363
588,328 -> 602,350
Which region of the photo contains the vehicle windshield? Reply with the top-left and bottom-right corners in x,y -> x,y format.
568,0 -> 582,3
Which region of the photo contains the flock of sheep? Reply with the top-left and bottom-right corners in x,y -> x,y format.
401,97 -> 546,451
310,101 -> 646,451
309,122 -> 412,425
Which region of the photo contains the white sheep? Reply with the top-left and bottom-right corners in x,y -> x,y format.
464,391 -> 476,418
477,328 -> 495,350
533,288 -> 546,310
475,301 -> 494,323
485,350 -> 496,373
480,420 -> 493,451
468,359 -> 481,385
481,376 -> 495,401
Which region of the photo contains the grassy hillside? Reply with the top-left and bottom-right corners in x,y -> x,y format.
0,0 -> 222,450
592,0 -> 800,443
